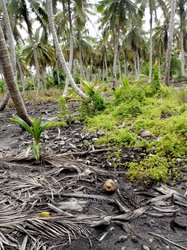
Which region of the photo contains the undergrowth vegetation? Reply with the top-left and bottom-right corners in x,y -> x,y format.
84,70 -> 187,184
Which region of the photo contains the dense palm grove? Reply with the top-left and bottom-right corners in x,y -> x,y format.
1,2 -> 187,249
0,0 -> 186,102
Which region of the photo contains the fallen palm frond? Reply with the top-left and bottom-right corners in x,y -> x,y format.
0,152 -> 186,249
155,185 -> 187,206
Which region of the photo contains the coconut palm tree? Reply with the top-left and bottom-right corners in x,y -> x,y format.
164,0 -> 177,84
125,26 -> 147,77
98,0 -> 137,89
152,21 -> 168,71
73,0 -> 93,77
22,28 -> 56,89
0,23 -> 31,125
8,0 -> 49,95
47,0 -> 87,99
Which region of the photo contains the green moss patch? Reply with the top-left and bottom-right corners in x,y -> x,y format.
83,79 -> 187,184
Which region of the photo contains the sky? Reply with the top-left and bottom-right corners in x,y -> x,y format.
19,1 -> 163,41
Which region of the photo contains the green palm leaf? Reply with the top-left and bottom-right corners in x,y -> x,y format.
10,117 -> 33,135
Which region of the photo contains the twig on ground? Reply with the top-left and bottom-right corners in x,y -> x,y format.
61,193 -> 129,213
149,232 -> 187,250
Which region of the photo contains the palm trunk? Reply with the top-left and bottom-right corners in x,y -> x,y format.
42,70 -> 47,89
0,0 -> 17,110
124,53 -> 127,76
112,30 -> 119,90
104,54 -> 108,81
79,40 -> 85,80
137,54 -> 140,80
2,0 -> 16,74
63,0 -> 74,97
0,24 -> 31,125
29,36 -> 41,96
47,0 -> 87,99
164,0 -> 177,85
0,92 -> 10,111
118,59 -> 122,81
179,1 -> 185,76
149,0 -> 153,83
180,31 -> 185,75
17,58 -> 26,93
56,63 -> 61,87
134,54 -> 138,76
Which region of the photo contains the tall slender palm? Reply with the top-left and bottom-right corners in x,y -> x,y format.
125,26 -> 147,76
178,0 -> 186,75
152,21 -> 168,70
47,0 -> 87,99
73,0 -> 94,80
0,23 -> 31,125
98,0 -> 137,89
9,0 -> 48,95
22,28 -> 56,89
63,0 -> 74,96
148,0 -> 154,82
164,0 -> 177,84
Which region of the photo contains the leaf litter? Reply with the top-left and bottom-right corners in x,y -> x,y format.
0,102 -> 186,250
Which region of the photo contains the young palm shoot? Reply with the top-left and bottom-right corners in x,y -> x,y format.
10,116 -> 54,160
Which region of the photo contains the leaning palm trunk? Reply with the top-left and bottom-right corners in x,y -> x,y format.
0,91 -> 10,111
0,24 -> 32,125
63,0 -> 74,97
0,0 -> 17,110
47,0 -> 87,99
164,0 -> 177,85
2,0 -> 16,73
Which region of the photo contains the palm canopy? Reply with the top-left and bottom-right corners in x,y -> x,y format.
21,28 -> 56,70
97,0 -> 137,32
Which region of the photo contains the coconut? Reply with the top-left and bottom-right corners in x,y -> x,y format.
103,179 -> 116,193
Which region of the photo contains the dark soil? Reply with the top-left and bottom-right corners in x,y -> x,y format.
0,102 -> 186,250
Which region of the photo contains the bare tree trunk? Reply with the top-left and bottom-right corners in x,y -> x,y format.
180,31 -> 185,75
137,54 -> 140,80
102,60 -> 105,82
2,0 -> 16,73
164,0 -> 177,85
79,40 -> 85,80
124,53 -> 127,76
134,54 -> 138,76
63,0 -> 74,97
179,0 -> 185,75
56,63 -> 61,87
118,59 -> 122,81
47,0 -> 87,99
149,0 -> 153,83
0,92 -> 10,111
0,0 -> 17,110
112,30 -> 119,90
29,37 -> 41,96
104,54 -> 108,81
17,58 -> 26,93
0,24 -> 31,124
